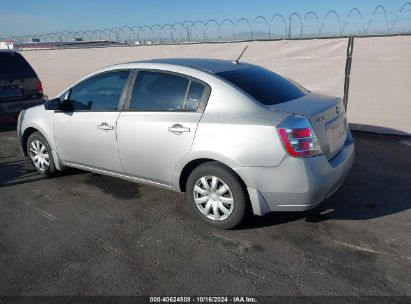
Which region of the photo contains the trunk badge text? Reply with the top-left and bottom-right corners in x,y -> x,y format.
314,115 -> 327,123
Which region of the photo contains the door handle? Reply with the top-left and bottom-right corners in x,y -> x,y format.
168,124 -> 190,134
97,122 -> 114,131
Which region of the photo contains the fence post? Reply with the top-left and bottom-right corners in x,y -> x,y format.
343,36 -> 354,111
288,17 -> 292,39
186,26 -> 191,42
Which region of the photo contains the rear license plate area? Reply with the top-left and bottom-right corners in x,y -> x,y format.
326,118 -> 347,153
0,88 -> 23,99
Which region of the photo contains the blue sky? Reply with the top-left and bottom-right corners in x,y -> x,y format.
0,0 -> 408,37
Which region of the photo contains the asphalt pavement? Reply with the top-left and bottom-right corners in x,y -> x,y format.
0,116 -> 410,296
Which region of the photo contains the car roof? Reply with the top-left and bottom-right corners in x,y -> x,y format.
130,58 -> 254,74
0,49 -> 18,53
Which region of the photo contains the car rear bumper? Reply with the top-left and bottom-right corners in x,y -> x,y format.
0,98 -> 45,115
241,131 -> 355,215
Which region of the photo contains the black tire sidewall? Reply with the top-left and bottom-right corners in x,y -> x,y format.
27,132 -> 57,176
186,162 -> 247,229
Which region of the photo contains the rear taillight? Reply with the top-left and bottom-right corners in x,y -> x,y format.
278,127 -> 321,158
36,80 -> 43,96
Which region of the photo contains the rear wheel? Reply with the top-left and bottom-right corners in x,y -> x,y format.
186,162 -> 248,229
27,132 -> 58,176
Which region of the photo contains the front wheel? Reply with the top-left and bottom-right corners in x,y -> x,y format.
186,162 -> 248,229
27,132 -> 58,176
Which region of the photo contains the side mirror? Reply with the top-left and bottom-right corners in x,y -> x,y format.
59,100 -> 76,112
44,98 -> 60,110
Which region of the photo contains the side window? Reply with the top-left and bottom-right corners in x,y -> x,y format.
186,82 -> 206,111
129,71 -> 189,111
58,91 -> 67,102
68,71 -> 130,111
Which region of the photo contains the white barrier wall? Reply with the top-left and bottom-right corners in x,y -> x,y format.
348,36 -> 411,135
21,37 -> 411,135
21,39 -> 347,98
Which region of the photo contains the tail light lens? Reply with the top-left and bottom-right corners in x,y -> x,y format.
278,127 -> 321,158
36,80 -> 43,96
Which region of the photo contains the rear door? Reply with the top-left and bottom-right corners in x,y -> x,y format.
116,70 -> 210,185
53,70 -> 132,173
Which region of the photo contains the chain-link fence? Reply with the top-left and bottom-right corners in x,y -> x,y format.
4,2 -> 411,50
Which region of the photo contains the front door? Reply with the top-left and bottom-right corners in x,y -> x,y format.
54,70 -> 131,173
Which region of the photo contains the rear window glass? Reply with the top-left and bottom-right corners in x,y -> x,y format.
0,52 -> 37,80
186,82 -> 205,111
216,66 -> 307,105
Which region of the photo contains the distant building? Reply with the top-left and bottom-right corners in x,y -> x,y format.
0,40 -> 14,49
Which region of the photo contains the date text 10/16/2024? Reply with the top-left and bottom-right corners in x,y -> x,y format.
149,296 -> 258,303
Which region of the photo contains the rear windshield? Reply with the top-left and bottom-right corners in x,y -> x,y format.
216,66 -> 308,105
0,52 -> 37,80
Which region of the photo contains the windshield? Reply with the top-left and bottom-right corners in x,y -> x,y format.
216,66 -> 308,105
0,52 -> 37,80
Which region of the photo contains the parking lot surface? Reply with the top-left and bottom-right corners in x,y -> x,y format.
0,116 -> 410,296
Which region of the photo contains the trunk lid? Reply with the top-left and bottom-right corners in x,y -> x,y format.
270,93 -> 348,159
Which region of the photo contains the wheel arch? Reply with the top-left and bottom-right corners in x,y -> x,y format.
174,153 -> 271,217
176,156 -> 250,194
21,121 -> 56,153
21,123 -> 65,171
22,127 -> 41,156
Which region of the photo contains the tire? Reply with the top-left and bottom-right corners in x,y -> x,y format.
186,162 -> 248,229
27,131 -> 58,177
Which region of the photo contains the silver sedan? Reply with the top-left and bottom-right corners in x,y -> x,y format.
18,58 -> 354,229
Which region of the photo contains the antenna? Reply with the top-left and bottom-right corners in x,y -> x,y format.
232,45 -> 248,65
